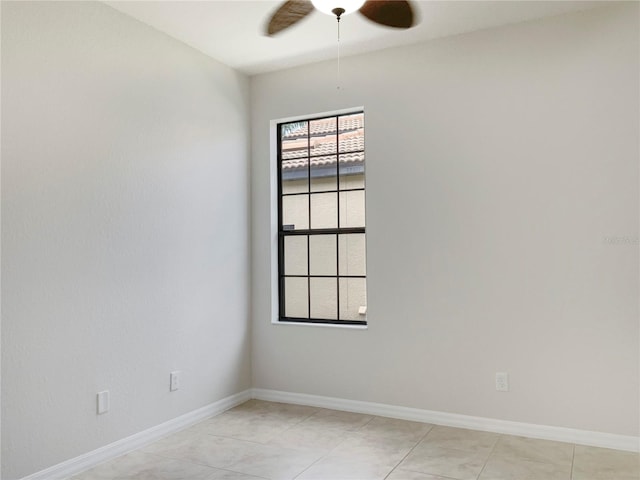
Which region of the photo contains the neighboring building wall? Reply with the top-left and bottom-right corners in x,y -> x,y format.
1,2 -> 251,478
251,3 -> 639,437
282,175 -> 367,321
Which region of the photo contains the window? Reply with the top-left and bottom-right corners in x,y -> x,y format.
277,111 -> 367,326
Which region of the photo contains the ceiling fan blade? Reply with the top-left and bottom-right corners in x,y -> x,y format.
266,0 -> 315,36
358,0 -> 415,29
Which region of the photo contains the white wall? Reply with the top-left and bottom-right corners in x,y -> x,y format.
251,4 -> 639,437
1,2 -> 251,479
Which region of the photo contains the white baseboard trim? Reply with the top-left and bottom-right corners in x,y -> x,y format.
17,386 -> 638,480
251,388 -> 639,453
20,389 -> 252,480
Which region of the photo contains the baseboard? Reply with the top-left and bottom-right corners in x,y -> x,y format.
251,388 -> 639,453
20,389 -> 252,480
17,386 -> 638,480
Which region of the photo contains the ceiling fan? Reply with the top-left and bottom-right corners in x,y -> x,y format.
266,0 -> 416,36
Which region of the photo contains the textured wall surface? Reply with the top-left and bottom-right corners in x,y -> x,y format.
251,4 -> 639,437
1,2 -> 638,478
1,2 -> 251,478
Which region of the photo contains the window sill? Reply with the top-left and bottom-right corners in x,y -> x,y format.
271,320 -> 368,330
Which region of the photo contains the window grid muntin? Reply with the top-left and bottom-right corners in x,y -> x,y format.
278,111 -> 366,326
282,187 -> 365,197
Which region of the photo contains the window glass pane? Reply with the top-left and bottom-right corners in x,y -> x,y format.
339,113 -> 364,154
279,112 -> 365,325
281,141 -> 308,160
285,236 -> 308,276
309,235 -> 336,276
339,153 -> 364,190
310,277 -> 337,320
282,158 -> 308,194
281,121 -> 308,160
338,234 -> 366,276
339,278 -> 367,321
310,155 -> 337,192
282,194 -> 309,230
285,277 -> 308,318
309,117 -> 337,156
339,190 -> 365,228
310,192 -> 337,229
338,113 -> 363,133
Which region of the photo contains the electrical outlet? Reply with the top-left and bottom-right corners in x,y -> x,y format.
495,372 -> 509,392
170,371 -> 180,392
97,390 -> 110,414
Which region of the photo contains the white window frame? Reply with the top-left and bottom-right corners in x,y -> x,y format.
269,107 -> 368,329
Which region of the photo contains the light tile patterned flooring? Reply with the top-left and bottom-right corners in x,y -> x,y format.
72,400 -> 639,480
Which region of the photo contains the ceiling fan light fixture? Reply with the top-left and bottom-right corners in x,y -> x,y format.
266,0 -> 415,36
311,0 -> 366,17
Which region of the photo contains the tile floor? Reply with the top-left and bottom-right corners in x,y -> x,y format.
72,400 -> 639,480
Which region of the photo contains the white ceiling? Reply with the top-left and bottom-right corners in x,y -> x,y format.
106,0 -> 607,75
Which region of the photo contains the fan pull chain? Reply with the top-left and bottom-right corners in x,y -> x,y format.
336,16 -> 341,90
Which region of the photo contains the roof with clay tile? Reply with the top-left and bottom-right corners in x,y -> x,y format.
282,115 -> 363,139
281,114 -> 364,171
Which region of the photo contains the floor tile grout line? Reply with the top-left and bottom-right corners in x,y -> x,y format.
138,450 -> 232,475
275,405 -> 323,436
389,466 -> 465,480
300,412 -> 377,457
290,433 -> 349,480
489,439 -> 578,466
199,401 -> 322,446
209,465 -> 272,480
475,437 -> 579,480
290,414 -> 378,480
73,449 -> 178,478
140,434 -> 292,480
473,432 -> 503,480
204,433 -> 290,446
203,402 -> 380,480
134,410 -> 282,478
382,423 -> 435,480
359,414 -> 377,429
75,401 -> 638,480
256,402 -> 364,446
135,449 -> 228,473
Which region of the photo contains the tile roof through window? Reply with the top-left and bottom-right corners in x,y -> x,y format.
282,115 -> 363,139
281,115 -> 364,171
